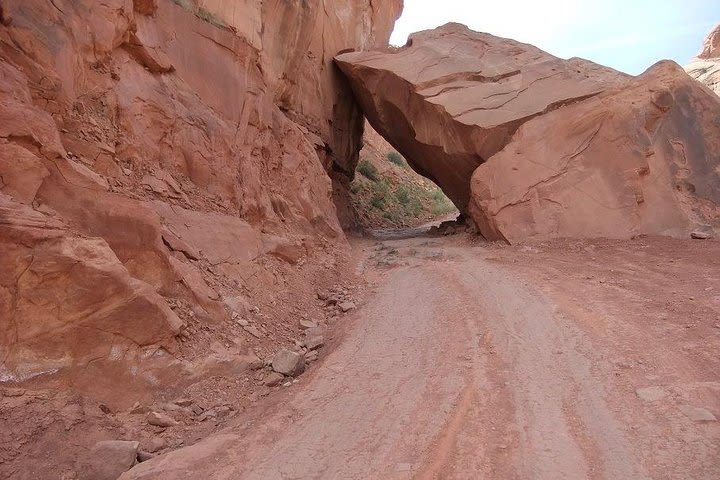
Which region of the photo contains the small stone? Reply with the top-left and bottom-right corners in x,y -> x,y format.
305,335 -> 325,351
198,409 -> 217,422
142,437 -> 166,453
1,388 -> 25,397
236,318 -> 250,327
80,440 -> 139,480
636,386 -> 667,402
243,325 -> 264,338
317,291 -> 329,301
129,402 -> 149,414
223,295 -> 251,316
190,403 -> 204,415
271,348 -> 306,377
679,405 -> 717,422
99,404 -> 112,414
304,350 -> 319,362
159,402 -> 182,412
264,372 -> 285,387
299,319 -> 318,330
146,411 -> 177,427
338,301 -> 356,312
174,398 -> 193,407
248,358 -> 265,370
690,231 -> 712,240
137,451 -> 154,463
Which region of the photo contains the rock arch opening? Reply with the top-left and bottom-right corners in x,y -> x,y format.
348,121 -> 458,231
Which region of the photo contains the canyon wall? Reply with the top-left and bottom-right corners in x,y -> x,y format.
0,0 -> 401,395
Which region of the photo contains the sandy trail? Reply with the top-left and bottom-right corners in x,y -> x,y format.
122,234 -> 720,480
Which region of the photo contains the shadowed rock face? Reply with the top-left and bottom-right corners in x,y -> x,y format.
685,24 -> 720,95
0,0 -> 401,395
336,23 -> 720,242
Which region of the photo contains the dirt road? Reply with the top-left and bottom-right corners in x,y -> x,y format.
122,234 -> 720,480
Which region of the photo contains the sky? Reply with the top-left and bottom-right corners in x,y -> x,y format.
390,1 -> 719,74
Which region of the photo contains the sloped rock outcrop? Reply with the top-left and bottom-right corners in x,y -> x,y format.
0,0 -> 401,395
685,24 -> 720,95
336,23 -> 720,241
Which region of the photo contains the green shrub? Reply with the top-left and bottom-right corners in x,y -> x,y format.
196,7 -> 226,28
171,0 -> 193,8
386,151 -> 405,167
357,159 -> 379,181
172,0 -> 226,27
382,211 -> 399,222
395,186 -> 410,205
374,178 -> 391,194
430,188 -> 456,215
370,194 -> 385,209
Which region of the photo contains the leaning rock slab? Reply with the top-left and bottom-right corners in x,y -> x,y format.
336,23 -> 627,216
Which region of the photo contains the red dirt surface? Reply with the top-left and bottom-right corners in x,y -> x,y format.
113,232 -> 720,479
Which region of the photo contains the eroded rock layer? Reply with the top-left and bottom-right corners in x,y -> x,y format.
0,0 -> 400,394
336,23 -> 720,241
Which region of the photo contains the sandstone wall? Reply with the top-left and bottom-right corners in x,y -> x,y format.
0,0 -> 401,393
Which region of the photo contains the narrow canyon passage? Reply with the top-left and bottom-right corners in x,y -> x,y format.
122,234 -> 720,480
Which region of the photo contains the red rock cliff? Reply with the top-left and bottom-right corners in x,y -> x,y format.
0,0 -> 401,392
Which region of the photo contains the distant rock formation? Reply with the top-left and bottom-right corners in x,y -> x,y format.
337,23 -> 720,242
685,24 -> 720,95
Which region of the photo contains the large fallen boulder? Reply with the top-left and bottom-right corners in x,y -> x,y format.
470,61 -> 720,241
336,23 -> 720,241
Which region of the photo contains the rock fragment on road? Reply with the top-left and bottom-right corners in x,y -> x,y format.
271,349 -> 306,377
